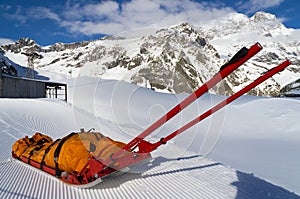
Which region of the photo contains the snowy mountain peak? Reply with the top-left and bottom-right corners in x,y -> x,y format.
223,12 -> 279,26
171,22 -> 196,34
204,12 -> 290,39
16,37 -> 37,47
251,12 -> 277,23
1,11 -> 300,96
2,37 -> 41,53
223,12 -> 250,24
250,12 -> 288,34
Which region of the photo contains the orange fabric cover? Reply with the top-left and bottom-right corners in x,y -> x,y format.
12,132 -> 53,158
12,132 -> 126,174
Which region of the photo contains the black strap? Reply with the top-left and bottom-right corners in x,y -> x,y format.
94,133 -> 100,141
24,136 -> 32,146
53,132 -> 76,177
27,144 -> 45,164
17,136 -> 50,159
40,139 -> 61,170
37,137 -> 51,145
28,137 -> 35,144
93,132 -> 105,141
18,137 -> 35,158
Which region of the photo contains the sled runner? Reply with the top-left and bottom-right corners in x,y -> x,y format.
12,42 -> 291,188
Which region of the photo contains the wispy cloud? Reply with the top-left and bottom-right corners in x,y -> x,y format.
1,5 -> 60,25
0,38 -> 14,45
3,6 -> 27,25
51,0 -> 234,36
0,0 -> 235,37
0,4 -> 11,11
237,0 -> 285,14
27,7 -> 61,22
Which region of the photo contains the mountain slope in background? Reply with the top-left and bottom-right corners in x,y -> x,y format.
1,12 -> 300,96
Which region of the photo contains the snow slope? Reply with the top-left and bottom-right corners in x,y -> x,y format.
1,77 -> 300,198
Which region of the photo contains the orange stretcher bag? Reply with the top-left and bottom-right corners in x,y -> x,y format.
12,132 -> 126,174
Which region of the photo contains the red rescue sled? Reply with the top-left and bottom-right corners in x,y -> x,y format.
12,42 -> 291,188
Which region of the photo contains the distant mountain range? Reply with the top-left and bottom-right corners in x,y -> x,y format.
1,12 -> 300,96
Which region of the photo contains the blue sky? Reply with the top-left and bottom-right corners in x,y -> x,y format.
0,0 -> 299,46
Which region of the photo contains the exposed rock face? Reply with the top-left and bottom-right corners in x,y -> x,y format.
1,12 -> 300,96
280,79 -> 300,97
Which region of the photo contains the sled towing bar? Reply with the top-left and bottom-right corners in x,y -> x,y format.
106,42 -> 265,164
100,42 -> 291,176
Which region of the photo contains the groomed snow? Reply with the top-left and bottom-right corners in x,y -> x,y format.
1,76 -> 300,198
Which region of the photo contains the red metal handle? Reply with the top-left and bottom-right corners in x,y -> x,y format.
151,60 -> 291,149
125,43 -> 262,150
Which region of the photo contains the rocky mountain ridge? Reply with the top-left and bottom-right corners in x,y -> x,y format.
1,12 -> 300,96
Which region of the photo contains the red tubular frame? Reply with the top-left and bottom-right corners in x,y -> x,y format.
12,147 -> 152,185
149,60 -> 291,150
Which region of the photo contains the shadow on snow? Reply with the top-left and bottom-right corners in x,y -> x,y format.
232,171 -> 299,199
94,155 -> 300,198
